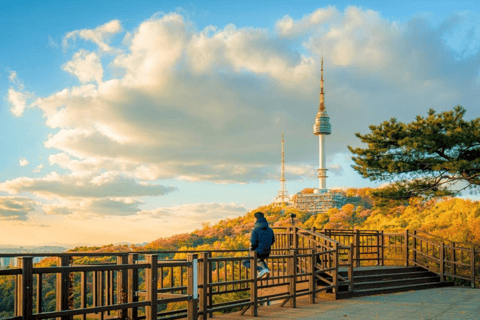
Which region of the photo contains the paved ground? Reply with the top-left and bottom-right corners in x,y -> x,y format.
213,287 -> 480,320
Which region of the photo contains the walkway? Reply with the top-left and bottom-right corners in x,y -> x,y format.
212,287 -> 480,320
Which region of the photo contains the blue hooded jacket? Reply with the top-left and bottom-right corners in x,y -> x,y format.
250,216 -> 275,258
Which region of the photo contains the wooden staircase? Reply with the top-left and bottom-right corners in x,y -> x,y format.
318,266 -> 454,299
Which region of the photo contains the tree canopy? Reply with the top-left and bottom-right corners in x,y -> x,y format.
348,106 -> 480,200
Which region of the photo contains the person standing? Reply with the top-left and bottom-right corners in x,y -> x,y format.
243,211 -> 275,278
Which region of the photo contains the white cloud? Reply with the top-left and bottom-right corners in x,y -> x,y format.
138,202 -> 247,223
19,158 -> 29,167
63,50 -> 103,83
33,164 -> 44,173
63,19 -> 122,52
0,196 -> 38,221
8,88 -> 32,117
0,172 -> 175,199
8,70 -> 24,89
7,7 -> 480,189
328,163 -> 343,176
186,23 -> 316,84
276,6 -> 338,37
43,197 -> 142,217
113,13 -> 188,89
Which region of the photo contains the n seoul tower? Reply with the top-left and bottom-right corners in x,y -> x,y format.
313,58 -> 331,190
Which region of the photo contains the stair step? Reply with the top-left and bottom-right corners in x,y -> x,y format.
338,266 -> 424,277
352,276 -> 441,290
336,281 -> 454,299
352,271 -> 436,283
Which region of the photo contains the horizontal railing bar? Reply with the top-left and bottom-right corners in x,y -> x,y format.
33,263 -> 150,274
444,273 -> 473,281
32,301 -> 150,319
315,285 -> 334,293
443,260 -> 471,267
208,301 -> 252,313
0,269 -> 21,275
211,287 -> 249,296
208,279 -> 252,287
208,256 -> 247,262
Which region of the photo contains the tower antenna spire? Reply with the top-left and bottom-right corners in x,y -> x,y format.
319,57 -> 325,111
273,133 -> 289,207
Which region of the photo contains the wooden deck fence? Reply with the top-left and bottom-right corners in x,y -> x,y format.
0,227 -> 478,320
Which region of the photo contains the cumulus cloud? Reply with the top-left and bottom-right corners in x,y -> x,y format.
33,164 -> 44,173
276,6 -> 338,37
63,19 -> 122,52
6,7 -> 480,189
63,50 -> 103,83
0,172 -> 176,199
138,202 -> 247,223
19,158 -> 29,167
8,71 -> 24,89
329,163 -> 343,176
43,197 -> 142,217
186,23 -> 316,84
0,196 -> 37,221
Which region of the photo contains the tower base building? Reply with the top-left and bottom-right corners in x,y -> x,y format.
293,189 -> 346,214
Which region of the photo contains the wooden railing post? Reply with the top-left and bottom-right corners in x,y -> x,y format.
379,230 -> 384,266
439,243 -> 445,282
292,227 -> 298,250
249,251 -> 258,316
116,254 -> 128,320
404,230 -> 409,267
288,249 -> 297,308
412,230 -> 417,266
452,242 -> 456,278
18,256 -> 33,320
199,252 -> 209,320
471,246 -> 476,288
128,253 -> 138,320
56,255 -> 72,320
348,243 -> 354,292
354,229 -> 360,267
333,243 -> 339,296
207,252 -> 213,318
187,254 -> 199,320
145,255 -> 158,320
308,249 -> 315,304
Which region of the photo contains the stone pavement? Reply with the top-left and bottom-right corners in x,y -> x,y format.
212,287 -> 480,320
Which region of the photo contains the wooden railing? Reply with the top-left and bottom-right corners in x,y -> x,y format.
1,228 -> 478,320
0,228 -> 350,320
321,229 -> 383,267
272,226 -> 354,298
319,228 -> 479,288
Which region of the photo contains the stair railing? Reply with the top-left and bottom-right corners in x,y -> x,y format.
405,230 -> 476,288
286,226 -> 354,297
321,229 -> 383,267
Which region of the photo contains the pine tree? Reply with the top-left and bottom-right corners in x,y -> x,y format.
349,106 -> 480,199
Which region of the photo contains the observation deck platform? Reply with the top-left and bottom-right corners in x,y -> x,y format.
212,287 -> 480,320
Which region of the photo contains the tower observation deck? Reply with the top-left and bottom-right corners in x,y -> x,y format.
314,58 -> 331,190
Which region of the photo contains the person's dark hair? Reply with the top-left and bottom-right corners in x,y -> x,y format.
254,211 -> 264,219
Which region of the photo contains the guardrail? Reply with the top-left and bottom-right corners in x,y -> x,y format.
1,228 -> 477,320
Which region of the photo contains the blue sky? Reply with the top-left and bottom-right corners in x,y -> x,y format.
1,0 -> 479,246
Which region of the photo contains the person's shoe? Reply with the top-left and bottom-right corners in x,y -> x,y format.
263,269 -> 270,278
257,268 -> 269,279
